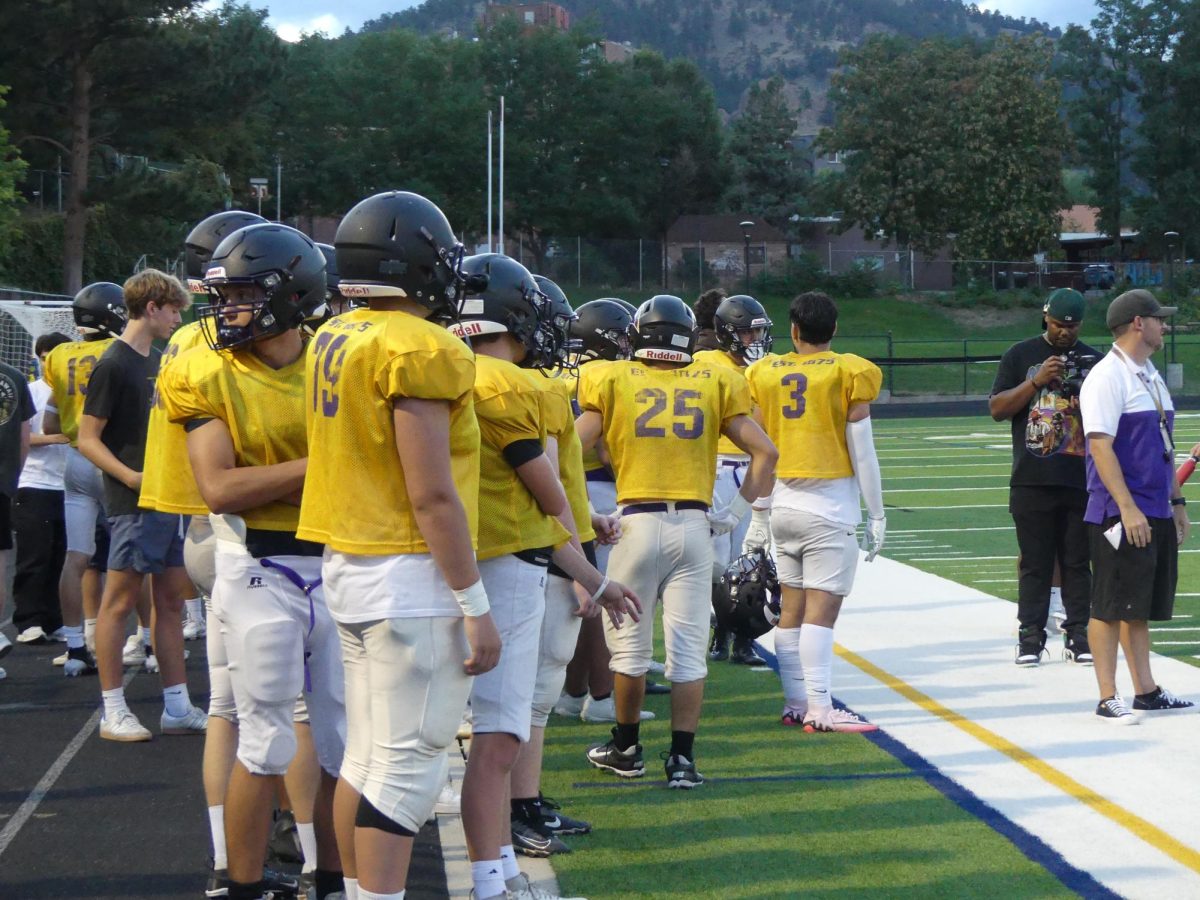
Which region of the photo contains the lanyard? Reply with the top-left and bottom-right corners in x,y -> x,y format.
1111,346 -> 1174,462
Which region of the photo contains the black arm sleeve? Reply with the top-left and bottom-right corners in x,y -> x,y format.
502,438 -> 544,469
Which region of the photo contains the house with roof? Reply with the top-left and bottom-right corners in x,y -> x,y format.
665,215 -> 788,284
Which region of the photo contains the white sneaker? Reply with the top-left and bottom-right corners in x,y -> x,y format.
580,695 -> 655,722
1095,696 -> 1139,725
182,614 -> 206,641
17,625 -> 46,644
0,631 -> 12,660
122,635 -> 146,666
552,691 -> 586,718
161,705 -> 208,735
505,872 -> 586,900
434,781 -> 461,815
646,659 -> 666,675
52,651 -> 68,667
144,649 -> 159,673
100,709 -> 152,742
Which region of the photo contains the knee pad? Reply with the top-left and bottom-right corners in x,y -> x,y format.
238,725 -> 297,775
242,619 -> 305,705
355,796 -> 415,837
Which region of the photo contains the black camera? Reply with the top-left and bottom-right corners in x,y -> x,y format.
1061,349 -> 1098,398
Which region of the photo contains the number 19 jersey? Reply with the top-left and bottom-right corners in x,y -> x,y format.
297,309 -> 481,556
746,350 -> 881,479
577,360 -> 750,505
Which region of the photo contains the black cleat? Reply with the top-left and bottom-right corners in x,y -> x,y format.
708,628 -> 730,662
538,794 -> 591,835
1015,627 -> 1047,667
730,638 -> 765,666
662,752 -> 705,789
1063,632 -> 1093,665
586,731 -> 645,778
511,810 -> 570,857
266,808 -> 303,866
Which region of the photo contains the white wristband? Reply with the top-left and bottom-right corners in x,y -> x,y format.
452,579 -> 490,617
590,576 -> 611,603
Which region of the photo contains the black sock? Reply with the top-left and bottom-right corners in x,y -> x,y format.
670,730 -> 695,761
613,722 -> 640,751
511,796 -> 540,820
590,691 -> 611,702
227,881 -> 265,900
1135,686 -> 1161,701
314,870 -> 345,900
568,690 -> 587,699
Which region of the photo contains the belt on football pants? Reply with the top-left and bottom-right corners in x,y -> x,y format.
718,457 -> 748,488
259,557 -> 321,695
621,501 -> 709,516
585,468 -> 615,483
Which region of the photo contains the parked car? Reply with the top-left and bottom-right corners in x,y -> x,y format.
1083,264 -> 1116,290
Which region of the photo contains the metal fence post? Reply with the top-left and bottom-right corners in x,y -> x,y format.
962,339 -> 969,394
886,331 -> 895,394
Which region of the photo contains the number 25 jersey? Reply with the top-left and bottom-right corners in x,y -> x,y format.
577,360 -> 750,505
746,351 -> 881,480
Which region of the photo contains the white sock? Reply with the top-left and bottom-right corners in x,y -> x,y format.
101,687 -> 128,719
84,618 -> 97,642
185,597 -> 202,621
162,683 -> 191,717
297,820 -> 318,874
140,626 -> 153,646
774,627 -> 805,709
799,624 -> 835,711
471,859 -> 506,900
357,889 -> 404,900
343,877 -> 359,900
208,805 -> 227,869
499,844 -> 520,880
65,625 -> 84,650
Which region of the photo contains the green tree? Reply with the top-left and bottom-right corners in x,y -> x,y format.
0,86 -> 26,260
725,76 -> 807,230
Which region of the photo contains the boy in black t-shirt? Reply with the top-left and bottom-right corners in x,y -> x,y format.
0,359 -> 35,680
990,289 -> 1099,666
78,269 -> 204,742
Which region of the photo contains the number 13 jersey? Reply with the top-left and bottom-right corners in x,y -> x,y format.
746,351 -> 881,479
577,360 -> 750,505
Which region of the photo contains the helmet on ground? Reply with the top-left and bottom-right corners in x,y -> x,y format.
715,549 -> 782,640
73,282 -> 128,337
569,299 -> 634,365
334,191 -> 465,320
714,294 -> 773,362
631,295 -> 696,364
200,223 -> 327,350
185,211 -> 269,291
449,254 -> 555,368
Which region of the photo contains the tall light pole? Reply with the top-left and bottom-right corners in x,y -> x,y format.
740,220 -> 754,293
1165,230 -> 1180,363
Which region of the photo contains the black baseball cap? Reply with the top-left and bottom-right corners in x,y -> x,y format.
1105,289 -> 1177,330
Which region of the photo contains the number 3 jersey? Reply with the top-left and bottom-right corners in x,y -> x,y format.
746,351 -> 882,480
297,309 -> 481,556
43,337 -> 115,445
577,360 -> 750,505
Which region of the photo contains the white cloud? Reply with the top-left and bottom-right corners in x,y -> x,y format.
273,12 -> 342,42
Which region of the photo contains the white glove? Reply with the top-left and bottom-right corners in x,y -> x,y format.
708,493 -> 750,536
741,507 -> 772,553
862,515 -> 886,562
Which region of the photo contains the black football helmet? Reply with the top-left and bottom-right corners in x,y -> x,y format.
569,299 -> 633,366
185,210 -> 269,292
533,275 -> 576,370
613,298 -> 638,318
715,549 -> 782,640
631,294 -> 696,363
334,191 -> 466,320
199,224 -> 327,351
449,254 -> 555,367
715,294 -> 774,362
73,282 -> 128,338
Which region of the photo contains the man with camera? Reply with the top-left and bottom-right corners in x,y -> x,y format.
990,289 -> 1099,666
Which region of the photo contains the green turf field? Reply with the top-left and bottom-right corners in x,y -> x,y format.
538,411 -> 1198,898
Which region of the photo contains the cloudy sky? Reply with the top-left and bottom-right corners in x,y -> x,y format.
252,1 -> 1101,41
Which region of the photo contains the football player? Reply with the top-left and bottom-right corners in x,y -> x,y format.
78,270 -> 203,742
449,254 -> 639,900
744,291 -> 885,733
162,223 -> 345,900
576,295 -> 777,788
693,294 -> 774,666
41,283 -> 129,677
296,191 -> 501,900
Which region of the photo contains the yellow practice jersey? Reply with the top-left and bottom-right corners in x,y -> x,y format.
475,354 -> 570,560
140,322 -> 208,514
746,350 -> 882,479
572,360 -> 613,474
43,337 -> 115,445
535,369 -> 596,544
297,309 -> 480,555
161,342 -> 308,532
578,359 -> 751,505
692,348 -> 754,458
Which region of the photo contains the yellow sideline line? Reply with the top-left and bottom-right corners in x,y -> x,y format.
835,644 -> 1200,875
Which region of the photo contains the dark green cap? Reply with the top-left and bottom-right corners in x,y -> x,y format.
1043,288 -> 1085,324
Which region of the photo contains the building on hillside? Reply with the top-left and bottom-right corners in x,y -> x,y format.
599,40 -> 635,63
793,218 -> 953,291
482,2 -> 570,32
791,134 -> 846,176
665,215 -> 788,286
1057,204 -> 1140,264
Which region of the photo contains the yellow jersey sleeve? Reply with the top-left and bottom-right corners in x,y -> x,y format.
44,338 -> 114,445
747,351 -> 882,479
297,310 -> 481,555
536,371 -> 595,544
574,361 -> 614,474
694,348 -> 754,457
474,355 -> 570,560
585,360 -> 745,505
161,341 -> 308,531
140,322 -> 208,514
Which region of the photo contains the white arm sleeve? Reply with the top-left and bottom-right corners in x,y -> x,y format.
846,417 -> 884,520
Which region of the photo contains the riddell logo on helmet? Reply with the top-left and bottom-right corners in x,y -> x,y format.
450,321 -> 485,337
641,348 -> 688,361
339,284 -> 373,298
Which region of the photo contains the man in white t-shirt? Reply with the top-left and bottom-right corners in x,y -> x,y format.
12,333 -> 74,653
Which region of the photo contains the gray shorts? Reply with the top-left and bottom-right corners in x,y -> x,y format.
108,511 -> 188,574
772,507 -> 859,596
